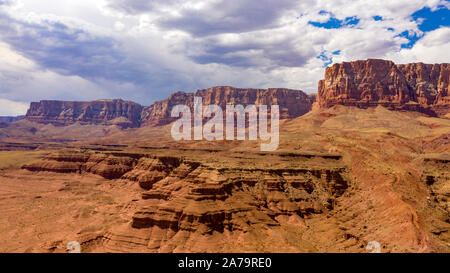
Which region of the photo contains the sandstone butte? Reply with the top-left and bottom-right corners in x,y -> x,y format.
0,59 -> 448,253
25,99 -> 143,128
313,59 -> 450,117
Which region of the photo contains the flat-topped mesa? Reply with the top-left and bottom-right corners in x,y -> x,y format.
141,86 -> 314,126
313,59 -> 450,116
25,99 -> 143,128
0,116 -> 24,123
0,116 -> 24,128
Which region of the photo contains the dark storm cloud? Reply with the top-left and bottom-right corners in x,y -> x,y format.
108,0 -> 308,68
0,11 -> 173,90
159,0 -> 297,36
108,0 -> 298,36
107,0 -> 181,15
0,11 -> 199,104
188,40 -> 313,68
1,14 -> 125,81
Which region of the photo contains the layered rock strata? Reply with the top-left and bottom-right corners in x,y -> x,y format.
313,59 -> 449,116
25,99 -> 143,128
22,150 -> 350,252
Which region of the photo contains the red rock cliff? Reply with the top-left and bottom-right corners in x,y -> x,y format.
141,86 -> 314,126
313,59 -> 449,116
25,99 -> 143,128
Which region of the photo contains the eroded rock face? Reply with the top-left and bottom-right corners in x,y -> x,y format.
130,165 -> 347,231
141,86 -> 314,126
421,156 -> 450,215
313,59 -> 450,116
25,99 -> 143,128
22,150 -> 350,252
23,87 -> 314,129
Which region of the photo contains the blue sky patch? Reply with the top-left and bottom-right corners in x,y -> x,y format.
309,12 -> 360,29
373,15 -> 383,21
317,50 -> 341,67
396,31 -> 421,49
396,5 -> 450,49
412,6 -> 450,32
317,52 -> 332,67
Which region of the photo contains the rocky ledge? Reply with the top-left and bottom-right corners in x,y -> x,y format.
22,149 -> 350,252
140,86 -> 314,126
313,59 -> 449,117
24,99 -> 143,128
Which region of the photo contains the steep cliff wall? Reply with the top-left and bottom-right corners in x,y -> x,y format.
313,59 -> 449,116
23,87 -> 314,128
141,86 -> 314,126
25,99 -> 143,128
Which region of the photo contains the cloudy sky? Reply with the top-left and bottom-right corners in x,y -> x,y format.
0,0 -> 449,115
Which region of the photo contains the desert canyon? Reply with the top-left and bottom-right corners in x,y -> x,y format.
0,59 -> 448,253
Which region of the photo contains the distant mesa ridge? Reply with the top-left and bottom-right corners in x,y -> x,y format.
313,59 -> 449,117
140,86 -> 314,126
0,116 -> 24,123
25,99 -> 143,128
24,86 -> 315,127
0,116 -> 24,128
20,59 -> 450,128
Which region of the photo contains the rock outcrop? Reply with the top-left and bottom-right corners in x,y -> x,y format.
23,87 -> 314,129
141,86 -> 314,126
22,149 -> 350,252
421,155 -> 450,216
25,99 -> 143,128
313,59 -> 450,116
